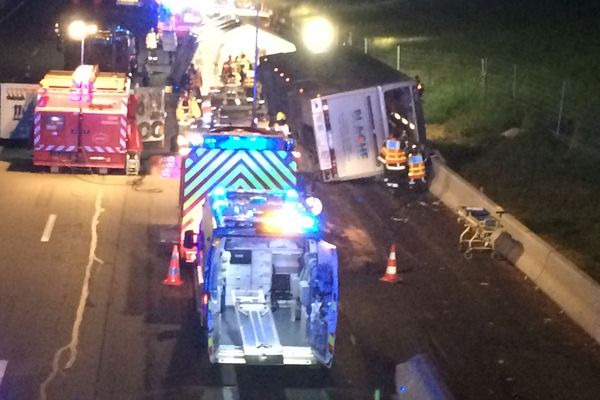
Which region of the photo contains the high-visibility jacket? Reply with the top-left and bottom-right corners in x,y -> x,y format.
176,97 -> 201,122
407,151 -> 426,180
274,121 -> 290,137
378,139 -> 407,170
146,31 -> 158,50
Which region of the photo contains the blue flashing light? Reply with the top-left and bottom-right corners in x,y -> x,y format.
213,199 -> 228,210
285,188 -> 299,201
250,196 -> 267,205
398,386 -> 408,392
284,138 -> 295,151
301,215 -> 317,230
212,187 -> 226,197
200,135 -> 290,151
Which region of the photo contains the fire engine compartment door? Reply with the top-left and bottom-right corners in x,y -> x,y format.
80,106 -> 125,154
309,240 -> 339,367
38,112 -> 78,151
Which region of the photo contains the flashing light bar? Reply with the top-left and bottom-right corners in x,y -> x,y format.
208,188 -> 320,235
260,208 -> 319,235
201,135 -> 295,151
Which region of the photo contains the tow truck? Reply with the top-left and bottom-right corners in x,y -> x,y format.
191,187 -> 338,366
179,126 -> 298,262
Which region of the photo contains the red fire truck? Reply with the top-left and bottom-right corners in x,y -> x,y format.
33,65 -> 142,174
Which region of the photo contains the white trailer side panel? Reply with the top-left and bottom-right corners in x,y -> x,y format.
311,87 -> 387,181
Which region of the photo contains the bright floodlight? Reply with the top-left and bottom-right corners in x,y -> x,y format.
302,17 -> 336,54
68,20 -> 97,40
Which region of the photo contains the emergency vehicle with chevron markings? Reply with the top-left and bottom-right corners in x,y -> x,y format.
193,187 -> 338,367
33,65 -> 142,174
179,126 -> 298,263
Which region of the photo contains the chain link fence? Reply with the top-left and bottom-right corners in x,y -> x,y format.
353,36 -> 600,154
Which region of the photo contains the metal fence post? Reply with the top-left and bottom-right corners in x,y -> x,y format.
396,44 -> 400,70
556,80 -> 567,138
480,57 -> 488,105
364,37 -> 368,54
512,64 -> 517,100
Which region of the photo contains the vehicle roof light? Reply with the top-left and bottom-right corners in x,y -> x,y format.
212,187 -> 226,197
306,197 -> 323,216
260,209 -> 318,234
285,189 -> 299,201
199,134 -> 294,151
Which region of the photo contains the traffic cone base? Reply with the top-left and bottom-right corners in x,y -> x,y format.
380,244 -> 402,283
163,245 -> 183,286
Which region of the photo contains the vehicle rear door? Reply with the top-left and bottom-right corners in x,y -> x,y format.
81,98 -> 126,154
309,240 -> 339,367
37,111 -> 78,152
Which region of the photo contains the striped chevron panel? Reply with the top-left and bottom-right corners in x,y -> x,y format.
181,148 -> 297,234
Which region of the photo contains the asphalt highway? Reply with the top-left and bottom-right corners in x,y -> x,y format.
0,149 -> 600,400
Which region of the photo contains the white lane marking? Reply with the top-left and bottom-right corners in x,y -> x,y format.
0,360 -> 7,387
40,214 -> 57,242
39,192 -> 105,400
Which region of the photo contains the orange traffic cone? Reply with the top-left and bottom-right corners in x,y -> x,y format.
380,244 -> 401,283
163,244 -> 183,286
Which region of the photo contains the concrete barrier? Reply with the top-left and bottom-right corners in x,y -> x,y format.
429,158 -> 600,344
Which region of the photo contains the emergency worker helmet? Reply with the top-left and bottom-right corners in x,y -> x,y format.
276,111 -> 286,121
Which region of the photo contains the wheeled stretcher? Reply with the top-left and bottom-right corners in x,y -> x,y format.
233,289 -> 284,364
457,207 -> 503,259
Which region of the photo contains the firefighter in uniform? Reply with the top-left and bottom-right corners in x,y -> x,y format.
273,111 -> 291,137
145,28 -> 158,63
176,91 -> 201,126
378,135 -> 407,188
407,144 -> 426,187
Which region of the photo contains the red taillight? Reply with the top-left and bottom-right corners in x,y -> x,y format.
202,293 -> 209,305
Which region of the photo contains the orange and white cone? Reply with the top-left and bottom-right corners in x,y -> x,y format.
163,244 -> 183,286
380,244 -> 401,283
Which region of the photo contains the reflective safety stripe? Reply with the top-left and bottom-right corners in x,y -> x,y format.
380,145 -> 407,166
408,163 -> 426,179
